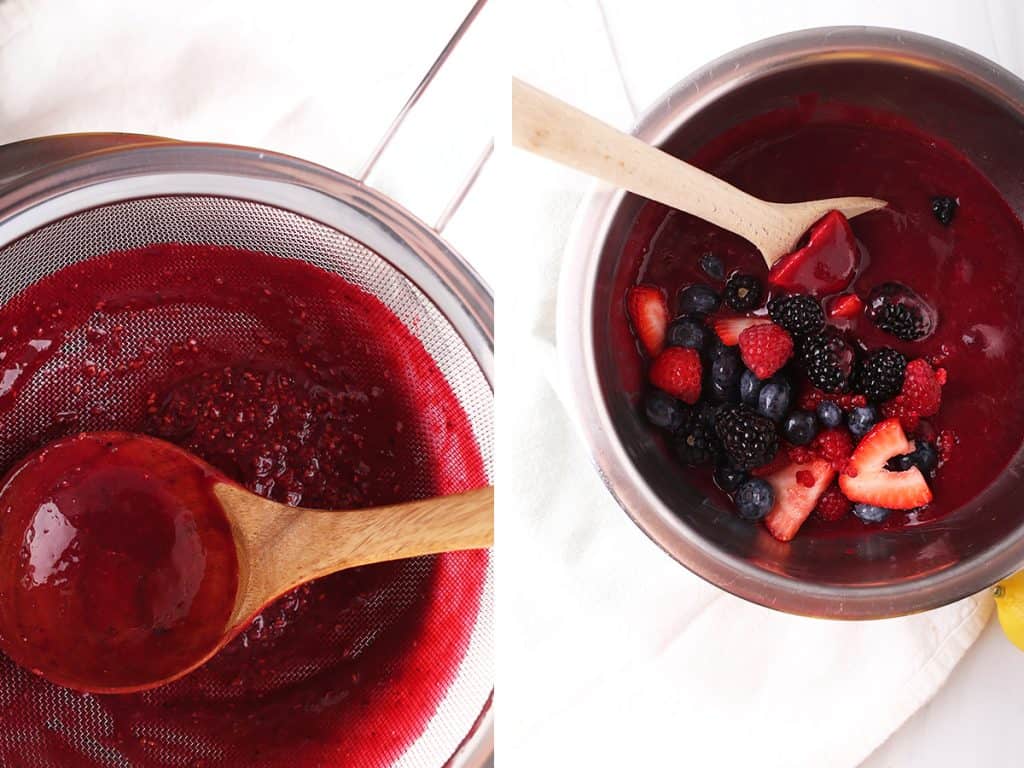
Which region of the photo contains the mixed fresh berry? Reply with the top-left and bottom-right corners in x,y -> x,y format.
628,209 -> 955,542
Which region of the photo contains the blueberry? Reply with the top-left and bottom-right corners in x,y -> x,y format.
848,405 -> 879,438
739,369 -> 762,406
706,336 -> 727,362
757,377 -> 792,423
888,441 -> 938,474
734,478 -> 774,520
853,503 -> 893,523
678,283 -> 721,316
699,252 -> 725,281
816,400 -> 843,429
782,410 -> 818,445
666,316 -> 708,351
714,463 -> 747,493
644,390 -> 686,431
710,347 -> 742,402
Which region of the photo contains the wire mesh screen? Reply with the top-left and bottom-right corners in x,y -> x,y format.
0,195 -> 493,768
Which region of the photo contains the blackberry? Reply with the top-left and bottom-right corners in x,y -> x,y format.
714,404 -> 778,470
767,294 -> 824,336
673,409 -> 719,466
867,283 -> 934,342
855,348 -> 907,402
723,273 -> 763,311
798,330 -> 857,393
931,196 -> 957,226
699,252 -> 725,281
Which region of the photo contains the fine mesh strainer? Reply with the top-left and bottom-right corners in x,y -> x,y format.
0,136 -> 492,767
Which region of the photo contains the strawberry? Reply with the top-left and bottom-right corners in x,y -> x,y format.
811,428 -> 854,471
839,418 -> 933,510
712,316 -> 770,346
738,323 -> 794,379
815,484 -> 852,521
649,347 -> 702,404
627,285 -> 669,357
881,359 -> 944,432
768,211 -> 858,297
827,293 -> 864,319
763,458 -> 836,542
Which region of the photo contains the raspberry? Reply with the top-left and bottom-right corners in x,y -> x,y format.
812,428 -> 854,471
649,347 -> 703,404
796,469 -> 816,488
815,485 -> 853,521
798,386 -> 867,412
787,445 -> 816,465
881,359 -> 944,431
936,429 -> 958,466
738,323 -> 793,380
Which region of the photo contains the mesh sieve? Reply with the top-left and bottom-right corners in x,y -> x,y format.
0,193 -> 493,768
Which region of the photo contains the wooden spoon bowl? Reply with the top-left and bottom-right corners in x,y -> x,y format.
0,432 -> 492,693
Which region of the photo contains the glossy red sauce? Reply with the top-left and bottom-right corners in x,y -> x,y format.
0,432 -> 237,693
626,102 -> 1024,532
0,244 -> 488,766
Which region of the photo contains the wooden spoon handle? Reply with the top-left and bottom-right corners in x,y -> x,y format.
222,485 -> 493,625
511,78 -> 792,255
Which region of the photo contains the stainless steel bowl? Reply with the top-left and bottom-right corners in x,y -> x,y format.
0,134 -> 494,768
560,27 -> 1024,619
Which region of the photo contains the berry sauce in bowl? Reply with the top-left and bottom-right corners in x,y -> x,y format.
560,28 -> 1024,617
627,103 -> 1024,540
0,243 -> 488,766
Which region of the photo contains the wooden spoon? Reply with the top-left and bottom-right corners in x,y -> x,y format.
0,431 -> 492,693
511,78 -> 887,267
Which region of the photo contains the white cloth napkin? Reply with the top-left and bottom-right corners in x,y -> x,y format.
500,1 -> 1010,765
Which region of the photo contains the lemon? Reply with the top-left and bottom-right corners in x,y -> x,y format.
994,571 -> 1024,651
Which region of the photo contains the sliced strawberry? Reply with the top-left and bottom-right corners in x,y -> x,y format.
827,293 -> 864,319
763,458 -> 836,542
712,316 -> 770,346
648,347 -> 702,404
768,211 -> 858,297
627,285 -> 668,357
839,419 -> 933,510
